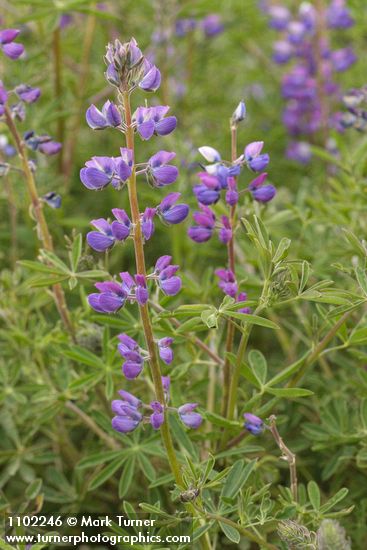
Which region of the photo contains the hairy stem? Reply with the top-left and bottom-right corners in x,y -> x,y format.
122,91 -> 183,486
4,105 -> 75,340
269,415 -> 298,502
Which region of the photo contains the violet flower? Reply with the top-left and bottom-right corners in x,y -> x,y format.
141,207 -> 156,240
15,85 -> 41,104
86,100 -> 122,130
133,106 -> 176,140
87,209 -> 131,252
157,192 -> 189,224
215,269 -> 238,298
157,337 -> 174,365
147,151 -> 178,187
244,413 -> 264,435
80,150 -> 132,190
188,204 -> 216,243
0,29 -> 24,60
178,403 -> 203,429
150,401 -> 164,429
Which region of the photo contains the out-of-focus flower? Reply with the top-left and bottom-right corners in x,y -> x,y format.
244,412 -> 264,435
15,85 -> 41,104
178,403 -> 203,428
0,28 -> 24,59
215,269 -> 238,297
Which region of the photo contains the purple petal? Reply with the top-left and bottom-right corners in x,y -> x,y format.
2,42 -> 24,59
103,101 -> 122,126
188,226 -> 213,243
251,184 -> 276,203
150,412 -> 164,430
162,204 -> 189,224
88,293 -> 105,312
149,150 -> 176,167
87,231 -> 114,251
116,159 -> 132,182
90,218 -> 111,233
155,255 -> 172,271
245,141 -> 264,159
86,104 -> 107,129
38,141 -> 62,155
111,221 -> 130,241
112,415 -> 140,433
160,276 -> 181,296
139,65 -> 161,91
158,346 -> 173,365
160,192 -> 181,210
98,292 -> 125,313
138,120 -> 155,140
0,29 -> 20,44
118,389 -> 141,407
122,361 -> 143,379
155,116 -> 177,136
80,167 -> 111,190
152,165 -> 178,185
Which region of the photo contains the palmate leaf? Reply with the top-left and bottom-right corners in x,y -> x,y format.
88,456 -> 127,491
220,459 -> 256,502
222,311 -> 279,329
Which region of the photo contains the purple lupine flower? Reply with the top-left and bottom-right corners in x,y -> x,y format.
0,29 -> 24,59
80,150 -> 132,190
86,100 -> 122,130
117,334 -> 144,379
88,272 -> 134,313
158,337 -> 173,365
193,172 -> 221,205
287,20 -> 307,45
147,151 -> 178,186
175,18 -> 196,37
251,185 -> 276,203
286,141 -> 312,164
225,177 -> 239,206
201,14 -> 224,37
244,141 -> 270,172
15,85 -> 41,104
188,204 -> 216,243
268,5 -> 290,30
273,40 -> 293,64
331,47 -> 356,72
0,81 -> 8,116
133,105 -> 177,140
215,269 -> 237,297
87,209 -> 131,252
155,255 -> 181,296
158,192 -> 189,224
326,0 -> 354,29
178,403 -> 203,429
139,64 -> 161,92
161,375 -> 171,397
237,292 -> 252,314
24,132 -> 62,155
244,413 -> 264,435
118,388 -> 142,408
112,401 -> 142,433
150,401 -> 164,429
141,207 -> 156,240
219,216 -> 232,244
135,274 -> 148,305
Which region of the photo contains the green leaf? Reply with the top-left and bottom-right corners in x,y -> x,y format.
71,234 -> 82,272
307,481 -> 321,510
63,345 -> 104,368
138,453 -> 156,482
320,488 -> 348,513
18,260 -> 65,274
299,261 -> 310,293
169,415 -> 198,459
77,269 -> 109,279
355,267 -> 367,297
204,411 -> 239,429
223,312 -> 279,329
221,459 -> 256,501
88,456 -> 126,491
266,387 -> 313,398
342,228 -> 367,257
118,457 -> 136,498
201,308 -> 218,328
219,522 -> 240,544
76,450 -> 123,469
273,237 -> 291,263
39,250 -> 70,273
25,478 -> 42,500
266,352 -> 308,386
248,349 -> 267,385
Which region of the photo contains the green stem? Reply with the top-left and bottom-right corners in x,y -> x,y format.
4,105 -> 75,340
122,91 -> 183,486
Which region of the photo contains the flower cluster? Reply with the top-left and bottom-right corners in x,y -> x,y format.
111,383 -> 202,434
261,1 -> 356,163
81,38 -> 201,438
0,29 -> 61,159
188,105 -> 275,302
